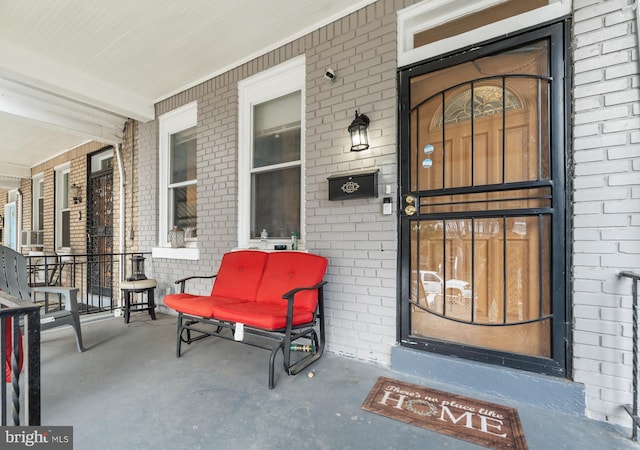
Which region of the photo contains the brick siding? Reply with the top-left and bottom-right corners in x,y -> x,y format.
572,0 -> 640,427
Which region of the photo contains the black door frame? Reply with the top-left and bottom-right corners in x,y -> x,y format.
397,19 -> 572,377
86,147 -> 115,303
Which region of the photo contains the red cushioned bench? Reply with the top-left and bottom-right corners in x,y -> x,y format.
163,250 -> 328,389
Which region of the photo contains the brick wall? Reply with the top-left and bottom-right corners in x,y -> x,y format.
137,119 -> 158,275
143,0 -> 419,363
572,0 -> 640,427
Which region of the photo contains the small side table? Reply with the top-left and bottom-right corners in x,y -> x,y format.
120,279 -> 157,324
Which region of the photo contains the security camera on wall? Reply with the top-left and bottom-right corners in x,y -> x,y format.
324,68 -> 336,81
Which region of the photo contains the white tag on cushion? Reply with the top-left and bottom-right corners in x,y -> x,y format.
234,323 -> 244,341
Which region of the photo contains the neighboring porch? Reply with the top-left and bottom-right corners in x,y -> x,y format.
37,314 -> 634,449
26,251 -> 150,316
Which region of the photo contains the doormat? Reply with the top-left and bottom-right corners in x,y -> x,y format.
362,377 -> 528,450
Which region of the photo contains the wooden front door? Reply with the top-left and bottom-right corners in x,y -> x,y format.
398,23 -> 569,376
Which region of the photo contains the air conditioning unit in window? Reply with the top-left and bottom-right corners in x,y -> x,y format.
21,230 -> 44,248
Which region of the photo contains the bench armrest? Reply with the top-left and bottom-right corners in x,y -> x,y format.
174,274 -> 216,293
281,280 -> 327,303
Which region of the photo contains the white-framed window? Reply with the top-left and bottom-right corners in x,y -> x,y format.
238,56 -> 305,248
55,165 -> 71,250
158,101 -> 198,249
32,173 -> 44,232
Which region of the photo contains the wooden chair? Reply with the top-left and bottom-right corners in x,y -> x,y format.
0,245 -> 84,352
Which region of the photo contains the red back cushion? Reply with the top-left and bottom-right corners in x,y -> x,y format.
210,251 -> 269,301
255,252 -> 328,312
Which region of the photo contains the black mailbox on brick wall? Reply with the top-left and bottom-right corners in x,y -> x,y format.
327,169 -> 378,201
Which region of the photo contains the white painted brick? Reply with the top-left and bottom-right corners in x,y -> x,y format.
573,304 -> 601,319
572,175 -> 605,189
574,96 -> 602,111
573,291 -> 621,308
573,0 -> 600,9
608,145 -> 640,159
573,123 -> 600,138
575,317 -> 620,336
574,0 -> 629,22
573,342 -> 622,363
604,199 -> 640,213
574,16 -> 604,36
575,160 -> 629,176
574,133 -> 627,150
572,357 -> 601,373
573,43 -> 601,61
601,227 -> 640,240
573,186 -> 628,201
573,240 -> 616,254
619,240 -> 640,253
575,105 -> 629,125
573,227 -> 602,240
599,386 -> 633,406
605,5 -> 636,26
608,172 -> 640,186
605,88 -> 640,106
603,33 -> 637,56
603,116 -> 640,133
601,253 -> 640,269
574,76 -> 628,98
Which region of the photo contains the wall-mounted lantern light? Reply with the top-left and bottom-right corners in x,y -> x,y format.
70,183 -> 82,204
348,110 -> 370,152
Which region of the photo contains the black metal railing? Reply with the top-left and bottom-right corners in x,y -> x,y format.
619,270 -> 640,441
0,291 -> 41,426
25,252 -> 151,315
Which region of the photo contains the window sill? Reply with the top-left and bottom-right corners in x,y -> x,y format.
237,245 -> 307,252
152,247 -> 200,260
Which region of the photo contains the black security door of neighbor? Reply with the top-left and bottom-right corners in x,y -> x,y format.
397,21 -> 571,377
87,164 -> 114,304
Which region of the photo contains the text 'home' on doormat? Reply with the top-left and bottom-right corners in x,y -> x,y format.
361,377 -> 528,450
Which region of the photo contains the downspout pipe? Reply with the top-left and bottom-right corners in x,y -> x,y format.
16,189 -> 22,249
115,141 -> 126,316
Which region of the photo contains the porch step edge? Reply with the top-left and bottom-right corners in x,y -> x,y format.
391,346 -> 585,416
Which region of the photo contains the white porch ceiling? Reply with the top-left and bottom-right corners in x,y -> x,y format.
0,0 -> 378,187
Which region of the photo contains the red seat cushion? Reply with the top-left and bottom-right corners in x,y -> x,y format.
210,250 -> 269,300
164,294 -> 249,318
255,252 -> 328,313
211,302 -> 314,330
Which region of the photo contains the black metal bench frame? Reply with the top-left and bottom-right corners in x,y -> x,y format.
173,274 -> 326,389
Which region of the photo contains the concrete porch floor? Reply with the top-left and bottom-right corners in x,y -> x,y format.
39,313 -> 638,450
